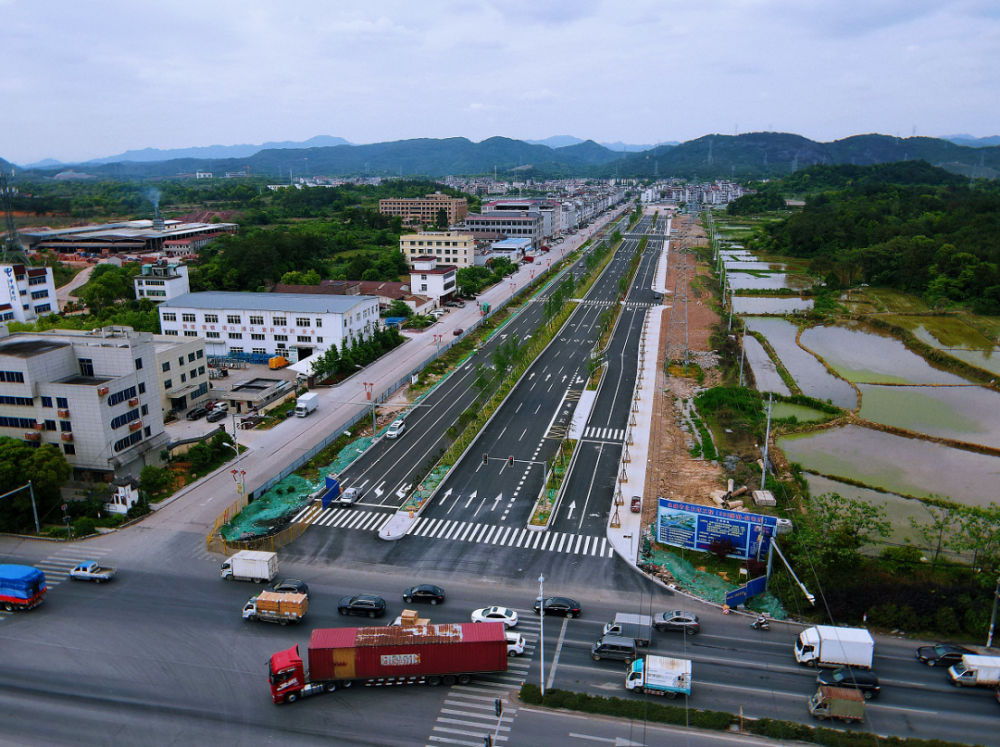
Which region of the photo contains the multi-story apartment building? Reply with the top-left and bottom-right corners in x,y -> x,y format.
0,264 -> 57,322
158,292 -> 380,364
151,334 -> 210,415
461,213 -> 543,250
0,325 -> 168,481
133,261 -> 190,303
379,193 -> 468,227
482,200 -> 562,239
409,258 -> 458,302
398,232 -> 475,269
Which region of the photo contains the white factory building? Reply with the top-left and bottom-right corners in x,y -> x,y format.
0,264 -> 58,322
158,292 -> 381,363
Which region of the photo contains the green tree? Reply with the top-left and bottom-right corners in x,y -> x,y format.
139,465 -> 172,496
908,502 -> 960,568
384,300 -> 413,318
435,208 -> 448,230
790,493 -> 891,575
953,503 -> 1000,572
0,439 -> 72,533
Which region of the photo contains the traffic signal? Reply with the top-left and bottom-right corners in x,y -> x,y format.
483,453 -> 489,465
508,456 -> 514,467
494,698 -> 503,718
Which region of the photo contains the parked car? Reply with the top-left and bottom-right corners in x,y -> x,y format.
444,301 -> 460,308
506,631 -> 526,657
403,584 -> 445,605
456,300 -> 466,308
653,610 -> 700,635
186,407 -> 209,421
453,328 -> 463,336
271,579 -> 309,597
471,606 -> 518,628
385,419 -> 406,439
916,643 -> 974,666
206,409 -> 228,423
534,597 -> 582,618
338,593 -> 387,618
817,668 -> 881,699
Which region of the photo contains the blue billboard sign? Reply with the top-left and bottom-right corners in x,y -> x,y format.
656,498 -> 777,560
725,575 -> 769,607
321,476 -> 341,509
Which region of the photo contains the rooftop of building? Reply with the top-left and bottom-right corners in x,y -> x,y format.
0,338 -> 71,358
160,291 -> 377,314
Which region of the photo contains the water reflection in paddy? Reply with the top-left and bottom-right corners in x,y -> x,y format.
734,297 -> 813,315
743,336 -> 790,396
858,384 -> 1000,448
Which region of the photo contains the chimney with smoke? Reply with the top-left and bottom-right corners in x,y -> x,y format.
148,188 -> 164,231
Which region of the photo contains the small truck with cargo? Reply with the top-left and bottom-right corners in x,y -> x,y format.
269,622 -> 508,703
795,626 -> 874,669
244,591 -> 308,625
625,655 -> 691,698
808,686 -> 865,723
69,560 -> 116,583
294,392 -> 319,418
603,613 -> 653,647
947,654 -> 1000,688
221,550 -> 278,583
0,565 -> 47,611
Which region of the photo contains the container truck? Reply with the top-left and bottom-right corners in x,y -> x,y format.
294,393 -> 319,418
795,626 -> 874,669
947,655 -> 1000,688
221,550 -> 278,582
268,622 -> 508,703
0,565 -> 47,611
625,655 -> 691,698
808,686 -> 865,723
603,613 -> 653,647
244,591 -> 308,625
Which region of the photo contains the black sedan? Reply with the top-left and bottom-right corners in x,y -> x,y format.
271,579 -> 309,598
817,668 -> 880,699
533,597 -> 581,618
206,409 -> 228,423
403,584 -> 445,605
186,407 -> 209,421
916,643 -> 974,666
338,593 -> 386,618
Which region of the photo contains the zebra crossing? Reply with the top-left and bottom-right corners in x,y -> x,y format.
426,613 -> 540,746
582,426 -> 625,441
35,546 -> 114,586
293,504 -> 616,559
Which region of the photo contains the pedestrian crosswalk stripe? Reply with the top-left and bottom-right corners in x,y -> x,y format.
583,426 -> 624,441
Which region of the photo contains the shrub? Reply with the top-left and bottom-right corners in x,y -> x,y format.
74,516 -> 97,537
519,683 -> 542,704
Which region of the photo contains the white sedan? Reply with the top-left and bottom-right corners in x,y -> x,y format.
385,419 -> 406,439
471,606 -> 519,628
506,631 -> 525,657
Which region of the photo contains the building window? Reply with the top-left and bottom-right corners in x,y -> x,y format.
138,382 -> 146,394
180,374 -> 186,383
56,397 -> 68,408
141,404 -> 148,416
204,314 -> 218,323
276,342 -> 286,350
188,352 -> 196,363
44,420 -> 56,431
197,349 -> 204,359
252,348 -> 267,355
113,431 -> 143,453
184,331 -> 197,337
316,337 -> 323,343
228,333 -> 242,340
0,395 -> 33,406
249,315 -> 264,325
251,334 -> 265,341
164,379 -> 172,389
227,315 -> 241,324
134,357 -> 143,370
108,387 -> 136,406
206,332 -> 220,339
41,396 -> 52,408
60,421 -> 71,432
315,319 -> 322,328
110,409 -> 140,429
144,426 -> 151,438
30,290 -> 49,300
295,317 -> 310,327
274,335 -> 288,342
162,313 -> 177,322
165,329 -> 179,336
297,336 -> 312,343
273,316 -> 286,326
28,276 -> 47,286
182,313 -> 196,322
189,369 -> 197,379
162,362 -> 170,372
230,347 -> 243,354
0,416 -> 35,428
198,366 -> 205,375
0,370 -> 25,383
63,444 -> 75,455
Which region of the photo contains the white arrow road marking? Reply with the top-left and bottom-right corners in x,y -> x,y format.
492,493 -> 503,511
373,481 -> 385,497
465,490 -> 478,508
566,501 -> 577,519
396,483 -> 412,499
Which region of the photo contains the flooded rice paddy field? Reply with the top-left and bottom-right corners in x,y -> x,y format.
778,424 -> 1000,509
733,296 -> 813,315
744,317 -> 858,409
722,261 -> 789,272
771,402 -> 828,422
882,315 -> 1000,376
743,336 -> 791,396
727,273 -> 814,291
858,384 -> 1000,448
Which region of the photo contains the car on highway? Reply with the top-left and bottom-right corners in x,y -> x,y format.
338,593 -> 387,618
533,597 -> 581,618
916,643 -> 974,666
186,406 -> 209,421
271,579 -> 309,597
506,631 -> 525,657
385,419 -> 406,439
653,610 -> 700,635
206,409 -> 227,423
403,584 -> 445,605
471,606 -> 518,628
817,668 -> 880,699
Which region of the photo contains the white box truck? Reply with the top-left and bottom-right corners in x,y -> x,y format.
625,655 -> 691,698
295,393 -> 319,417
795,626 -> 874,669
948,655 -> 1000,688
604,613 -> 653,647
221,550 -> 278,582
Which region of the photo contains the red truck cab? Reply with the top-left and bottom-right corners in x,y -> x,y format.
269,645 -> 307,703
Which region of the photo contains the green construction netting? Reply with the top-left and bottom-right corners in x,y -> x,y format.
220,435 -> 373,540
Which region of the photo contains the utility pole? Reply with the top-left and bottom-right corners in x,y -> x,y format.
738,329 -> 747,387
538,574 -> 546,695
761,394 -> 773,491
988,573 -> 1000,648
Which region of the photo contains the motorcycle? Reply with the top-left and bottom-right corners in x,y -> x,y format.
751,616 -> 770,631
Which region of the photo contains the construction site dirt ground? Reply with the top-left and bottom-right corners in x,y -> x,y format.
642,214 -> 725,530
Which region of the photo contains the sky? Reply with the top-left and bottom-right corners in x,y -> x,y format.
3,0 -> 998,165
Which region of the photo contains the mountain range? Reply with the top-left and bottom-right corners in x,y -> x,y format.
13,132 -> 1000,182
523,136 -> 677,151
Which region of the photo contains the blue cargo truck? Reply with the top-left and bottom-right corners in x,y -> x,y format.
0,565 -> 47,611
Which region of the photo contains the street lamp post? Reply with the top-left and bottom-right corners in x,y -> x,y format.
538,574 -> 546,696
510,282 -> 516,300
433,334 -> 443,352
363,382 -> 377,436
226,415 -> 246,499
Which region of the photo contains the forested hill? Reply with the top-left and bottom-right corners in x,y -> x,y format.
747,178 -> 1000,313
15,132 -> 1000,181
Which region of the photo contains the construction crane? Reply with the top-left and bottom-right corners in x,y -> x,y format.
1,169 -> 30,266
